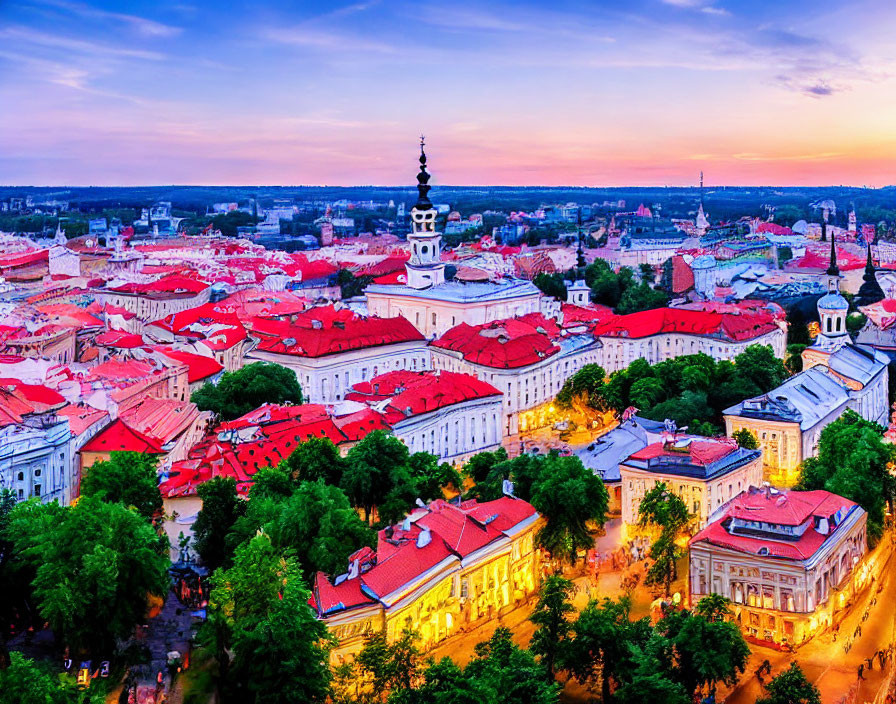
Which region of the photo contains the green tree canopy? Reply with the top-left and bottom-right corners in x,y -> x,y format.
638,482 -> 691,596
226,474 -> 374,578
533,272 -> 569,301
556,363 -> 607,411
280,436 -> 346,485
340,431 -> 455,525
0,651 -> 105,704
562,596 -> 653,702
193,476 -> 246,571
529,575 -> 575,679
204,533 -> 332,704
468,451 -> 608,565
756,662 -> 821,704
732,428 -> 759,450
616,280 -> 669,315
9,497 -> 169,656
796,409 -> 896,544
192,362 -> 303,421
79,451 -> 162,522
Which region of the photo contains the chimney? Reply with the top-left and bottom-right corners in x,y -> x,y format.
416,527 -> 431,548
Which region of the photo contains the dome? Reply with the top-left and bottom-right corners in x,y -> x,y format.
817,292 -> 848,311
692,255 -> 716,270
791,219 -> 808,234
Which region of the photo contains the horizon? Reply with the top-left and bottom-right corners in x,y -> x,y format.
3,0 -> 896,186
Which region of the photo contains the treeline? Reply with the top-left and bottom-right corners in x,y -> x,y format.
557,345 -> 787,435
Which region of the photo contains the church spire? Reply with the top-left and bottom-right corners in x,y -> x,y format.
855,240 -> 885,306
415,135 -> 432,210
826,228 -> 839,278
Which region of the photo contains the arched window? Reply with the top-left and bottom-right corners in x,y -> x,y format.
826,317 -> 832,332
836,316 -> 842,332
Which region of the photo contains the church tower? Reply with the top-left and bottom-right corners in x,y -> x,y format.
405,137 -> 445,290
814,233 -> 849,350
695,171 -> 709,237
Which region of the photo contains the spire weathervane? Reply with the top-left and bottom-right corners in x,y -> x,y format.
415,135 -> 432,209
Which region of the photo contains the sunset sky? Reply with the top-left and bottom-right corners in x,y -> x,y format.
2,0 -> 896,186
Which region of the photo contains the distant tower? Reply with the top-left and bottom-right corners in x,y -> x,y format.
566,279 -> 590,306
404,137 -> 445,290
855,241 -> 885,307
848,204 -> 857,233
813,231 -> 849,351
695,171 -> 709,237
820,207 -> 829,242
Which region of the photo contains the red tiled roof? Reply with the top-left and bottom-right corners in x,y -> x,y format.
789,247 -> 864,272
81,419 -> 164,454
691,489 -> 860,561
157,348 -> 223,383
629,438 -> 739,466
431,314 -> 561,369
346,370 -> 501,424
56,404 -> 110,436
311,497 -> 538,613
671,255 -> 695,294
0,249 -> 49,268
251,306 -> 424,358
0,379 -> 65,408
591,307 -> 778,342
96,330 -> 144,348
560,303 -> 613,330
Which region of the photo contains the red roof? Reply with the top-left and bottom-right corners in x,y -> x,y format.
81,419 -> 164,454
0,249 -> 49,268
671,255 -> 695,294
789,247 -> 864,272
629,437 -> 738,466
157,348 -> 224,383
0,379 -> 65,408
560,303 -> 614,331
251,306 -> 424,358
111,274 -> 208,295
311,497 -> 538,613
591,307 -> 778,342
431,314 -> 561,369
691,489 -> 860,561
755,222 -> 793,236
346,370 -> 501,424
56,404 -> 110,435
96,330 -> 145,348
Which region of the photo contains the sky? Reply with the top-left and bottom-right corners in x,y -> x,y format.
2,0 -> 896,187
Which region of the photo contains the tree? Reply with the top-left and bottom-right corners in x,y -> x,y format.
79,451 -> 162,522
463,628 -> 559,704
407,452 -> 462,503
612,643 -> 689,704
555,363 -> 607,411
616,280 -> 669,315
638,482 -> 691,596
355,629 -> 421,702
654,605 -> 750,699
280,436 -> 346,485
732,344 -> 786,395
533,272 -> 568,301
0,651 -> 104,703
786,307 -> 811,346
9,497 -> 168,656
193,476 -> 246,571
192,362 -> 303,421
227,478 -> 374,578
530,454 -> 608,565
340,431 -> 421,524
796,409 -> 896,544
529,575 -> 575,680
733,428 -> 759,450
786,343 -> 806,374
204,534 -> 332,704
464,447 -> 508,484
563,596 -> 652,702
756,662 -> 821,704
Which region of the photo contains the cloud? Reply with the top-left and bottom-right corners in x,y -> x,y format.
701,6 -> 730,16
34,0 -> 182,37
265,26 -> 397,54
0,26 -> 165,61
804,82 -> 836,96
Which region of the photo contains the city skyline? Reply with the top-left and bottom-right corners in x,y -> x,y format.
3,0 -> 896,187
